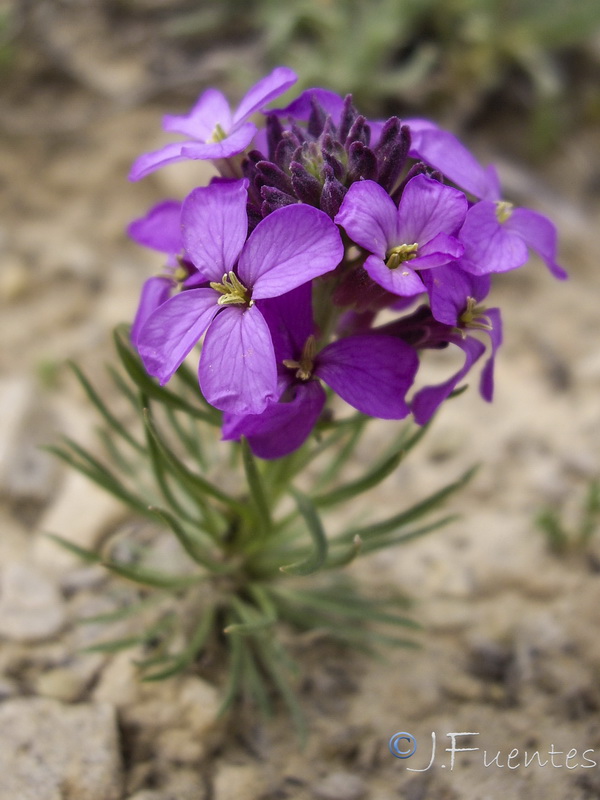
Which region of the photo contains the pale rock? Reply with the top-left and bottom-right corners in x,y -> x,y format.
34,654 -> 104,703
0,697 -> 123,800
155,727 -> 206,765
212,762 -> 268,800
34,468 -> 126,572
94,651 -> 221,738
0,561 -> 66,642
313,771 -> 368,800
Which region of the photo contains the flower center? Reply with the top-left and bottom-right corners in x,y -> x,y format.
282,335 -> 317,380
495,200 -> 514,224
459,296 -> 492,331
385,243 -> 419,270
210,271 -> 251,306
209,123 -> 228,143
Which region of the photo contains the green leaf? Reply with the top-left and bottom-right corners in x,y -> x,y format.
142,605 -> 216,681
280,489 -> 328,575
113,327 -> 218,424
240,437 -> 272,535
43,533 -> 101,564
44,441 -> 153,518
142,409 -> 247,522
339,465 -> 477,542
68,361 -> 144,452
103,559 -> 204,590
358,515 -> 459,553
148,506 -> 229,573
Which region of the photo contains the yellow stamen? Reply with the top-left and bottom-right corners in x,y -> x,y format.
459,296 -> 492,331
209,271 -> 250,306
209,122 -> 228,143
495,200 -> 514,224
282,335 -> 317,380
386,243 -> 419,270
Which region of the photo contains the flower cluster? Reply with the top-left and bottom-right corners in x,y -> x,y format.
128,67 -> 565,459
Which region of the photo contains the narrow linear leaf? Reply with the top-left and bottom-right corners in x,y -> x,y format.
68,360 -> 144,452
241,645 -> 273,718
148,506 -> 229,573
218,619 -> 245,715
44,442 -> 153,518
77,595 -> 163,625
280,489 -> 328,575
323,534 -> 362,569
358,515 -> 460,553
143,409 -> 247,520
103,559 -> 204,590
44,533 -> 101,564
240,437 -> 272,534
254,638 -> 306,743
274,587 -> 420,628
224,596 -> 276,636
143,605 -> 216,681
114,327 -> 218,424
340,466 -> 477,542
313,448 -> 403,508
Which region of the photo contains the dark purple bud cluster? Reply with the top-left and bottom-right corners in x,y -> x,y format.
244,95 -> 411,224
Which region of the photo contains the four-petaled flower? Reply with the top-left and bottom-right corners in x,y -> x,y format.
406,120 -> 567,280
129,67 -> 297,180
335,175 -> 467,297
136,179 -> 344,415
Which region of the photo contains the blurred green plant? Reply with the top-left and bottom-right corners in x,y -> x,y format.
164,0 -> 600,151
537,479 -> 600,554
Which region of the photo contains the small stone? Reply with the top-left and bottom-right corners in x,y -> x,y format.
34,661 -> 101,703
313,771 -> 368,800
212,763 -> 268,800
155,727 -> 206,765
0,697 -> 123,800
0,561 -> 66,642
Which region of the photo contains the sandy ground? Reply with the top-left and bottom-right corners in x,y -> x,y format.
1,28 -> 600,800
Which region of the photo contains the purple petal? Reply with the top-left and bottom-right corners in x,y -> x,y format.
412,336 -> 486,424
239,205 -> 343,298
128,142 -> 188,182
181,180 -> 248,282
137,289 -> 218,385
412,232 -> 464,269
317,335 -> 418,418
233,66 -> 298,125
334,180 -> 397,258
127,200 -> 183,257
396,175 -> 468,244
181,123 -> 256,160
131,277 -> 173,346
405,121 -> 501,201
257,283 -> 314,363
459,201 -> 529,275
421,263 -> 490,325
222,380 -> 326,459
363,254 -> 425,297
163,89 -> 232,139
479,307 -> 503,402
506,207 -> 568,280
269,87 -> 344,123
199,304 -> 278,415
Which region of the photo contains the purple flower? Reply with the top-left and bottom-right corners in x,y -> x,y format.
334,175 -> 467,297
406,120 -> 567,280
222,284 -> 419,458
129,67 -> 297,181
136,180 -> 344,415
128,200 -> 207,345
